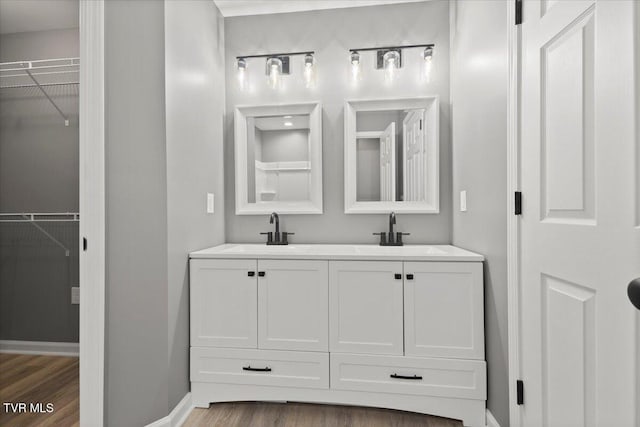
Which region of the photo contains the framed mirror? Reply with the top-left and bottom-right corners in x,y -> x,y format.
344,97 -> 439,214
234,102 -> 323,214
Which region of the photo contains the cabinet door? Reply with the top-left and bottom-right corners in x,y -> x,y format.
257,260 -> 328,352
190,259 -> 257,348
404,261 -> 484,359
329,261 -> 404,355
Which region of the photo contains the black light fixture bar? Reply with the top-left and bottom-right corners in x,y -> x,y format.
349,43 -> 434,53
236,51 -> 314,60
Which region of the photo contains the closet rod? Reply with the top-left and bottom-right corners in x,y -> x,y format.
25,69 -> 70,126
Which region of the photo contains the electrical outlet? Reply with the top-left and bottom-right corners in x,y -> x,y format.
207,193 -> 214,214
460,190 -> 467,212
71,287 -> 80,304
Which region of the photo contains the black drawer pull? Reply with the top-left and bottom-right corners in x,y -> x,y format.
390,373 -> 422,380
394,273 -> 402,280
247,271 -> 255,277
258,271 -> 266,277
242,365 -> 271,372
406,274 -> 414,280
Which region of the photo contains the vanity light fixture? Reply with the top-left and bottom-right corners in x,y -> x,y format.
348,43 -> 435,82
235,51 -> 315,90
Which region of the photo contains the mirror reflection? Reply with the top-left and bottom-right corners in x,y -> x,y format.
246,114 -> 311,203
355,109 -> 426,202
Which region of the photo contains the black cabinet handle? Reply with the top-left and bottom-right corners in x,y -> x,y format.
628,278 -> 640,310
406,274 -> 414,280
242,366 -> 271,372
258,271 -> 266,277
390,373 -> 422,380
247,271 -> 255,277
394,273 -> 402,280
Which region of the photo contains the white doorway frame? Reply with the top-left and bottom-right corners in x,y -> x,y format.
79,1 -> 105,426
506,1 -> 522,426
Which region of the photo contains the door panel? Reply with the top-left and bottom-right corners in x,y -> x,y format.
519,1 -> 639,426
190,259 -> 257,348
404,262 -> 484,360
380,122 -> 396,201
329,261 -> 404,355
257,260 -> 328,352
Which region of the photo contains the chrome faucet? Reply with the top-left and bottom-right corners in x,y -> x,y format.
261,212 -> 294,245
373,212 -> 409,246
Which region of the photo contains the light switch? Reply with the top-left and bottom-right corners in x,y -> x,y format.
460,190 -> 467,212
207,193 -> 215,213
71,286 -> 80,304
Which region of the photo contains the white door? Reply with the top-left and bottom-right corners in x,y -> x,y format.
404,261 -> 484,360
402,109 -> 425,201
519,1 -> 639,426
329,261 -> 404,355
379,122 -> 396,201
257,260 -> 328,352
190,259 -> 257,348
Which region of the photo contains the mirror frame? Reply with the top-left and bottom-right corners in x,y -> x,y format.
344,96 -> 440,214
234,102 -> 323,215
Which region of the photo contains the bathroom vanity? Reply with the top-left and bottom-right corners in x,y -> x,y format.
189,244 -> 486,427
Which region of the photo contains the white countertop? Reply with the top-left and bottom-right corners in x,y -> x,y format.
189,244 -> 484,262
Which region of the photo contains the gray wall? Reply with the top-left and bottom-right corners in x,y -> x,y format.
224,1 -> 451,243
450,1 -> 509,425
165,0 -> 226,411
356,138 -> 381,201
104,1 -> 169,425
0,28 -> 79,342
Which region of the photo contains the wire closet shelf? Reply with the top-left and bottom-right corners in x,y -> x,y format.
0,57 -> 80,126
0,213 -> 80,256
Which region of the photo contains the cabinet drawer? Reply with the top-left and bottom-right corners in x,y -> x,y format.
191,347 -> 329,389
330,353 -> 486,400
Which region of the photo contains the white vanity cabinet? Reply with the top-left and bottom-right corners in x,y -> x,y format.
189,244 -> 487,427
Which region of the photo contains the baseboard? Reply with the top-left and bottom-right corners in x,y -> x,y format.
486,409 -> 501,427
0,340 -> 79,356
146,393 -> 193,427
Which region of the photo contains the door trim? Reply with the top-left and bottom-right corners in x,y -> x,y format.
79,1 -> 105,426
506,0 -> 522,426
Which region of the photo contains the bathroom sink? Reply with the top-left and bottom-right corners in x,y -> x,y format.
353,245 -> 447,256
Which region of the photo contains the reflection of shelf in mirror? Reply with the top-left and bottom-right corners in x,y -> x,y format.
356,131 -> 384,139
255,160 -> 311,171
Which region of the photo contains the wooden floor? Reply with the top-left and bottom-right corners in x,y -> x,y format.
183,402 -> 463,427
0,353 -> 79,427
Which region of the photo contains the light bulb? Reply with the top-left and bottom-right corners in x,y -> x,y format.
383,50 -> 400,82
350,51 -> 361,81
266,57 -> 282,89
423,47 -> 434,83
237,58 -> 247,90
304,54 -> 315,88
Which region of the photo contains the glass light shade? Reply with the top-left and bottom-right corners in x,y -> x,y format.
304,54 -> 315,88
383,50 -> 400,82
237,58 -> 247,90
266,57 -> 282,89
423,47 -> 434,83
350,51 -> 361,81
